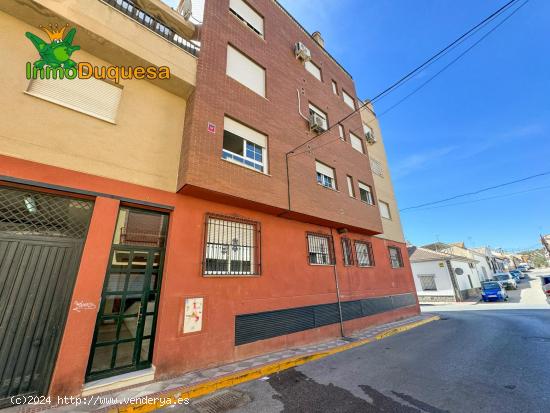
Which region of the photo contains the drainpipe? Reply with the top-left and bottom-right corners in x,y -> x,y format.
330,228 -> 346,338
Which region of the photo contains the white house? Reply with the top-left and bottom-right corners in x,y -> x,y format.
408,246 -> 481,303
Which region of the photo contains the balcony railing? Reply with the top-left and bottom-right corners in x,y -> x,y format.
102,0 -> 200,56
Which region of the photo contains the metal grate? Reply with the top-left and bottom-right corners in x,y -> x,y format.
389,246 -> 404,268
235,293 -> 417,345
101,0 -> 200,56
419,275 -> 437,291
192,390 -> 251,413
0,186 -> 93,239
203,214 -> 261,276
307,233 -> 335,265
341,238 -> 354,266
355,241 -> 374,267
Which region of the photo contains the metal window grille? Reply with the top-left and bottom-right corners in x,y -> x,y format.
389,246 -> 404,268
0,186 -> 93,238
419,275 -> 437,291
203,214 -> 260,276
307,233 -> 335,265
116,208 -> 168,247
355,241 -> 374,267
102,0 -> 200,56
341,238 -> 354,266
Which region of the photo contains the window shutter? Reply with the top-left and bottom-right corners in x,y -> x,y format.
226,45 -> 266,97
349,132 -> 364,153
305,61 -> 322,81
342,91 -> 355,110
224,117 -> 267,147
26,77 -> 122,123
315,161 -> 334,179
229,0 -> 264,36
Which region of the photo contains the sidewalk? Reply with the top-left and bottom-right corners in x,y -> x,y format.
7,314 -> 438,413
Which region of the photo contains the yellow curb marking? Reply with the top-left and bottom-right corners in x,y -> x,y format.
111,316 -> 440,413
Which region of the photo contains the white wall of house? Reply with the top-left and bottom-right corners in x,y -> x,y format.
411,260 -> 455,297
449,259 -> 481,290
471,251 -> 492,282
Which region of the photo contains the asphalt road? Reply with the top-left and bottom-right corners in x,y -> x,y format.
167,309 -> 550,413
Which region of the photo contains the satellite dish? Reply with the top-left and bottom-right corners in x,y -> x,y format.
176,0 -> 192,20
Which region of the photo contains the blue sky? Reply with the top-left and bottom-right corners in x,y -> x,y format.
275,0 -> 550,251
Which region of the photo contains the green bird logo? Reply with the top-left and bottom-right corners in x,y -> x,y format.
25,24 -> 80,69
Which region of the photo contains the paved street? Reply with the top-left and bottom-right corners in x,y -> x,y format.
163,270 -> 550,413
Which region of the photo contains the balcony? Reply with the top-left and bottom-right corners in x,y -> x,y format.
102,0 -> 199,57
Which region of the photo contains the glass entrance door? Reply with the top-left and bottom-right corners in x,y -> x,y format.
86,208 -> 168,381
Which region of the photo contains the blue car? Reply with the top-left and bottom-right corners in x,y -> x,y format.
509,270 -> 522,282
481,281 -> 509,302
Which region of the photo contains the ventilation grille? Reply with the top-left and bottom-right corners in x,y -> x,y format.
0,186 -> 93,239
235,293 -> 416,345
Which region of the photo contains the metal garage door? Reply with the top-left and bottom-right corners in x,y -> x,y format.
0,186 -> 93,408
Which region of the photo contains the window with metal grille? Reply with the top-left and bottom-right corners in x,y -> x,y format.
203,214 -> 260,276
0,186 -> 93,238
419,275 -> 437,291
307,233 -> 335,265
389,246 -> 404,268
355,241 -> 374,267
341,238 -> 354,266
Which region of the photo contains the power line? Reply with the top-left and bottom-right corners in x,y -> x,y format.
400,171 -> 550,211
289,0 -> 528,158
286,0 -> 521,155
403,183 -> 550,212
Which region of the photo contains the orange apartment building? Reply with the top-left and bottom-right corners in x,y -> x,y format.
0,0 -> 418,406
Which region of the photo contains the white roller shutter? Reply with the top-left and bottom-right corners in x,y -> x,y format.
229,0 -> 264,36
315,161 -> 334,179
349,132 -> 364,153
305,61 -> 322,81
26,76 -> 122,123
226,45 -> 266,97
224,117 -> 266,147
343,91 -> 355,110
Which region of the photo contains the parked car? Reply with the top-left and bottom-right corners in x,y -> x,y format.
509,270 -> 523,281
493,273 -> 518,290
481,281 -> 509,302
541,275 -> 550,297
517,264 -> 530,272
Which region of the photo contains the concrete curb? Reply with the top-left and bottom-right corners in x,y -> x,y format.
111,315 -> 440,413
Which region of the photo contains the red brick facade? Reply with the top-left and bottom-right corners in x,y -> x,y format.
179,0 -> 383,234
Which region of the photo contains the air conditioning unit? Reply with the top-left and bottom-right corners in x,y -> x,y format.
295,42 -> 312,62
365,130 -> 376,144
309,113 -> 327,134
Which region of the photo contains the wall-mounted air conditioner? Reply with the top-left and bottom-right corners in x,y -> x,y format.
310,113 -> 327,134
295,42 -> 311,62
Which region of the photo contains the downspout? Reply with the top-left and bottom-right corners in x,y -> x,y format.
330,228 -> 346,338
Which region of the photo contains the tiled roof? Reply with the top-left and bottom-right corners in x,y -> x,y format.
407,246 -> 475,263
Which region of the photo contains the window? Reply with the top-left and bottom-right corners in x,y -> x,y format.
223,117 -> 267,173
346,175 -> 355,197
419,275 -> 437,291
370,157 -> 383,177
338,124 -> 344,140
315,161 -> 336,190
379,201 -> 391,219
305,60 -> 322,81
203,214 -> 260,276
349,132 -> 364,154
226,45 -> 266,97
229,0 -> 264,37
341,238 -> 354,266
355,241 -> 374,267
307,233 -> 335,265
309,103 -> 328,129
26,75 -> 123,123
358,182 -> 373,204
332,80 -> 338,95
342,90 -> 355,110
389,246 -> 404,268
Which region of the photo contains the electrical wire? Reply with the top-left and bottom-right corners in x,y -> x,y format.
286,0 -> 522,155
289,0 -> 528,158
400,171 -> 550,212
